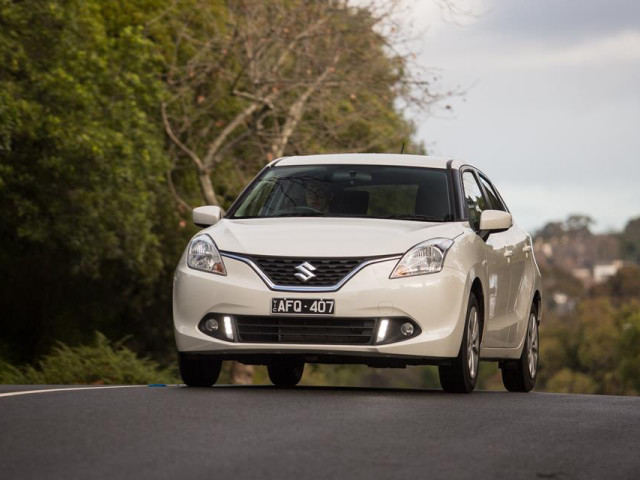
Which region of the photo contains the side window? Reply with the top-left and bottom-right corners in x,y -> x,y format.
478,176 -> 506,212
462,171 -> 486,229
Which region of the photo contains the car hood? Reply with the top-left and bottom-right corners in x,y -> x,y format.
203,217 -> 465,257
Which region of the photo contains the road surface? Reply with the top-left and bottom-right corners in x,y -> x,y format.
1,384 -> 639,479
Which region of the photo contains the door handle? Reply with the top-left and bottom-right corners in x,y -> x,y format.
522,245 -> 532,253
504,250 -> 513,258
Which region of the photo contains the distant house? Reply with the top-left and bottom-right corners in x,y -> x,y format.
572,268 -> 592,285
593,260 -> 625,284
552,292 -> 576,314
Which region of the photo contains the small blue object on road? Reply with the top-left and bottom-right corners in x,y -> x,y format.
148,384 -> 167,387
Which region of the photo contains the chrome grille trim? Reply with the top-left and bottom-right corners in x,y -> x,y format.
220,252 -> 401,292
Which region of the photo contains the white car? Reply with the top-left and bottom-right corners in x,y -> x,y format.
173,154 -> 542,393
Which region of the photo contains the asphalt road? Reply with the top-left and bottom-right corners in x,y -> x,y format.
1,385 -> 639,480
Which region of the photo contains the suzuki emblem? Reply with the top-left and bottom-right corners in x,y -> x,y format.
294,262 -> 317,282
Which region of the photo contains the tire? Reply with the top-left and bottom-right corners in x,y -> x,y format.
179,353 -> 222,387
267,360 -> 305,387
439,293 -> 481,393
501,304 -> 539,393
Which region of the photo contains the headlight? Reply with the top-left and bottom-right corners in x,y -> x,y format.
187,234 -> 226,275
390,238 -> 454,278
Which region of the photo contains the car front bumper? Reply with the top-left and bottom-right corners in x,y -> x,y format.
173,253 -> 470,361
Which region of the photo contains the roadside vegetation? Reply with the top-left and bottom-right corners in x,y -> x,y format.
0,333 -> 178,385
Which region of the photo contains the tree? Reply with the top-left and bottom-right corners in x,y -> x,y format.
591,266 -> 640,304
618,304 -> 640,394
537,295 -> 640,396
620,217 -> 640,264
160,0 -> 445,210
565,214 -> 594,233
0,0 -> 173,361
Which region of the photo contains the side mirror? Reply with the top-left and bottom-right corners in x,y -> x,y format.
479,210 -> 512,232
193,206 -> 224,227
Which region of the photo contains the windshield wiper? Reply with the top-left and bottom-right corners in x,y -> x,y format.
269,212 -> 326,218
379,214 -> 445,222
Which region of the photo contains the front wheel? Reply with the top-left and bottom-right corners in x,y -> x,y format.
501,305 -> 539,392
179,353 -> 222,387
268,360 -> 305,387
438,293 -> 481,393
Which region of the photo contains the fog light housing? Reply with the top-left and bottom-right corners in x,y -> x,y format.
223,315 -> 234,340
204,318 -> 219,333
400,322 -> 414,337
198,314 -> 236,342
376,319 -> 390,343
375,318 -> 420,345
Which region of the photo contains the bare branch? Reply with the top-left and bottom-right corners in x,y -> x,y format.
166,168 -> 192,213
232,89 -> 275,109
161,102 -> 204,171
270,15 -> 331,76
271,54 -> 340,158
201,90 -> 278,168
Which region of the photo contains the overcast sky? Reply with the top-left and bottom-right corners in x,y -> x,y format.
405,0 -> 640,233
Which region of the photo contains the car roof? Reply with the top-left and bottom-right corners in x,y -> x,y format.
272,153 -> 466,170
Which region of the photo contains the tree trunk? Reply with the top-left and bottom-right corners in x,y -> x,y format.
198,168 -> 219,206
231,362 -> 254,385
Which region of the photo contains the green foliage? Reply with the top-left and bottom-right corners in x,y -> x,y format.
545,368 -> 598,394
0,332 -> 178,384
620,217 -> 640,264
591,266 -> 640,303
0,0 -> 179,363
537,267 -> 640,395
540,264 -> 586,300
0,0 -> 169,277
617,304 -> 640,393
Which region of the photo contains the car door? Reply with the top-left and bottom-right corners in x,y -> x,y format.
462,170 -> 512,348
477,174 -> 531,348
505,225 -> 536,346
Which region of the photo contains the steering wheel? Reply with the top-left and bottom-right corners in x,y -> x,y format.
292,206 -> 323,214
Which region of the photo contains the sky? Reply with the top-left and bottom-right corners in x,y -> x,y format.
404,0 -> 640,233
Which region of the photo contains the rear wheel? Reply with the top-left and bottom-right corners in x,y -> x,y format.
439,293 -> 481,393
179,353 -> 222,387
268,360 -> 305,387
501,305 -> 538,392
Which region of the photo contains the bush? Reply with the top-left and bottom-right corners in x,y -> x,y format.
546,368 -> 598,394
0,332 -> 178,385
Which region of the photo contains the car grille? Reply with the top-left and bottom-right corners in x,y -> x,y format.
248,256 -> 365,286
235,316 -> 376,344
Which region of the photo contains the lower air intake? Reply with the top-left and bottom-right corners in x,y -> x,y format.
235,316 -> 376,345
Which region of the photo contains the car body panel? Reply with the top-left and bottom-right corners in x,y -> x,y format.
173,254 -> 470,358
203,217 -> 465,258
481,229 -> 513,347
274,153 -> 464,170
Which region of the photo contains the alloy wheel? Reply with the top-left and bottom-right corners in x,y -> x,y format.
467,307 -> 480,380
527,313 -> 539,378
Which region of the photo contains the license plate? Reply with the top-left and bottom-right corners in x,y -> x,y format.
271,298 -> 335,315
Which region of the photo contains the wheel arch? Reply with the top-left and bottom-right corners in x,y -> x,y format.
470,277 -> 485,339
532,289 -> 542,323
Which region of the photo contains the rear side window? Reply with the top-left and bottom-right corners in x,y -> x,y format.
478,176 -> 506,212
462,171 -> 486,228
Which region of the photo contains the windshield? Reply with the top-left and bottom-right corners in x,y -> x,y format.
228,164 -> 453,222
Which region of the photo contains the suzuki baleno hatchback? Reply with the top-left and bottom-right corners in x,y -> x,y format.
173,154 -> 542,393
